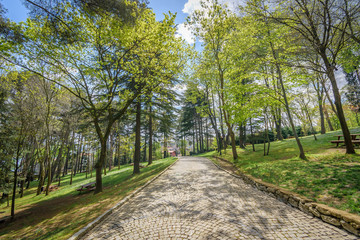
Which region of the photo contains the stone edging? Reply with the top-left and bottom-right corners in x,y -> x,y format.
68,158 -> 179,240
211,156 -> 360,237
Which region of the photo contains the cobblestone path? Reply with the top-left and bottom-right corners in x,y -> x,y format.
83,157 -> 358,240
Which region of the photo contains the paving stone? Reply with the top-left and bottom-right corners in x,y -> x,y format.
82,157 -> 359,240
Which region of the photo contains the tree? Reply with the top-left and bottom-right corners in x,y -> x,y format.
2,3 -> 186,193
262,0 -> 356,154
187,0 -> 239,160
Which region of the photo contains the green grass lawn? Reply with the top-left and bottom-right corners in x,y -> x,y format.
199,128 -> 360,215
0,157 -> 176,240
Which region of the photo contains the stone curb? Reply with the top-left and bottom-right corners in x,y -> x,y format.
68,158 -> 179,240
210,156 -> 360,237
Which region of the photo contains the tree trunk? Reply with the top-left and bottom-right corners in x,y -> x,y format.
322,54 -> 355,154
117,136 -> 121,170
108,132 -> 114,172
91,153 -> 94,177
148,104 -> 153,165
239,123 -> 246,149
227,123 -> 238,160
250,118 -> 255,152
323,104 -> 334,131
304,102 -> 317,141
64,131 -> 75,176
319,98 -> 326,134
273,109 -> 283,140
11,138 -> 22,218
192,127 -> 195,154
280,79 -> 306,159
270,42 -> 306,159
74,135 -> 83,176
94,140 -> 106,194
45,159 -> 51,196
143,135 -> 147,162
206,118 -> 209,151
314,79 -> 326,134
69,139 -> 76,185
200,116 -> 204,152
133,101 -> 141,174
37,160 -> 45,195
163,133 -> 168,158
20,153 -> 30,198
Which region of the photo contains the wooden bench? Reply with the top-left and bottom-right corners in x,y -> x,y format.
331,139 -> 360,147
77,182 -> 96,194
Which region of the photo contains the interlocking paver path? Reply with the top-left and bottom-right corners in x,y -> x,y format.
83,157 -> 358,239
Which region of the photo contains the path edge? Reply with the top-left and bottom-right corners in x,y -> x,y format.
208,156 -> 360,237
68,158 -> 179,240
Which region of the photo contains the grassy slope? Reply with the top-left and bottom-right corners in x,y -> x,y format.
199,128 -> 360,215
0,157 -> 176,240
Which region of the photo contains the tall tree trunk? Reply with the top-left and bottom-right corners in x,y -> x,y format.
323,104 -> 334,131
20,152 -> 30,198
79,141 -> 84,174
37,160 -> 45,195
217,92 -> 226,150
45,157 -> 51,196
319,98 -> 326,134
91,153 -> 94,177
64,131 -> 75,176
250,118 -> 255,152
11,131 -> 23,219
322,81 -> 338,118
322,54 -> 355,154
239,123 -> 246,149
143,130 -> 147,162
200,117 -> 204,152
192,126 -> 195,154
11,157 -> 19,218
195,114 -> 199,153
314,79 -> 326,134
69,138 -> 76,185
108,132 -> 113,172
74,135 -> 82,176
133,101 -> 141,174
273,108 -> 283,140
148,105 -> 153,165
117,136 -> 121,169
270,42 -> 306,159
163,133 -> 168,158
243,123 -> 247,147
218,66 -> 237,159
86,150 -> 90,179
303,102 -> 317,141
94,140 -> 106,194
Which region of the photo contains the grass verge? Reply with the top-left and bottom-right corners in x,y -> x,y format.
198,128 -> 360,215
0,157 -> 176,240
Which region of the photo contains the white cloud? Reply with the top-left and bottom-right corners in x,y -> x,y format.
176,23 -> 195,44
182,0 -> 239,15
183,0 -> 203,14
180,0 -> 243,44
